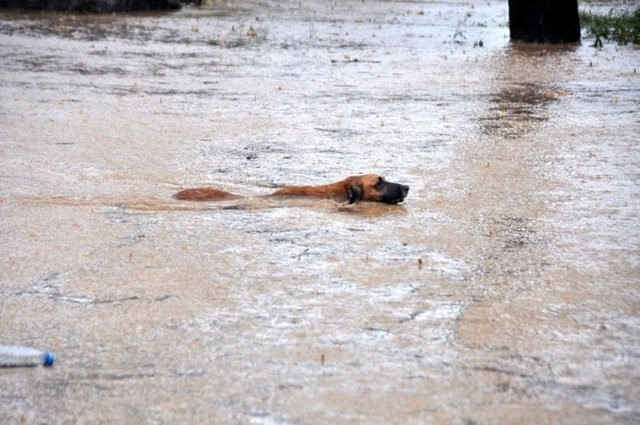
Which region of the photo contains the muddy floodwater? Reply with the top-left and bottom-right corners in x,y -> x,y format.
1,0 -> 639,423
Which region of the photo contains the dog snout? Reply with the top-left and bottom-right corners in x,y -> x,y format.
397,184 -> 409,202
383,182 -> 409,204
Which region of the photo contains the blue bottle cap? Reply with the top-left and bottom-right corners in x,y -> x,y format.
43,352 -> 55,366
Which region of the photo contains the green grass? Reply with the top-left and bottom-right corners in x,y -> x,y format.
580,7 -> 640,47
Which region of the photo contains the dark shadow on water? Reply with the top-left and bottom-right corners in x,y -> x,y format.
478,42 -> 578,139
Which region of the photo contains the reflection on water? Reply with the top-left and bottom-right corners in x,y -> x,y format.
1,1 -> 638,423
478,43 -> 577,139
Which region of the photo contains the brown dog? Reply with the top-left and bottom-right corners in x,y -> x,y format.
174,174 -> 409,204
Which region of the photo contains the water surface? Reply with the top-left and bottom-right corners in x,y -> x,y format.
1,1 -> 639,423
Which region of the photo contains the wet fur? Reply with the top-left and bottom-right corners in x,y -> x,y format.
173,187 -> 241,201
174,174 -> 409,205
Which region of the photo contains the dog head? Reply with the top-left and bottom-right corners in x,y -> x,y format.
347,174 -> 409,204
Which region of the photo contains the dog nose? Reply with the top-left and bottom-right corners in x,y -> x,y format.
402,185 -> 409,196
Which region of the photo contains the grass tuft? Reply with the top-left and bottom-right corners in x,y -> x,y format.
580,7 -> 640,47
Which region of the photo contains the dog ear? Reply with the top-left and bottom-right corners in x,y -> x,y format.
347,184 -> 362,204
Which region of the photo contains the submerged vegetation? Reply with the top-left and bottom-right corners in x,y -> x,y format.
580,7 -> 640,47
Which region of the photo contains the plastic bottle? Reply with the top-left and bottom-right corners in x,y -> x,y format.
0,345 -> 55,367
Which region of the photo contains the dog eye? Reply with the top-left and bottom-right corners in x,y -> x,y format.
374,178 -> 384,189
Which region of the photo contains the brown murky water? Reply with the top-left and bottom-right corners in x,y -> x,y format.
1,1 -> 639,423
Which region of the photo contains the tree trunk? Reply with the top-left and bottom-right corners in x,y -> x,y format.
509,0 -> 581,43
